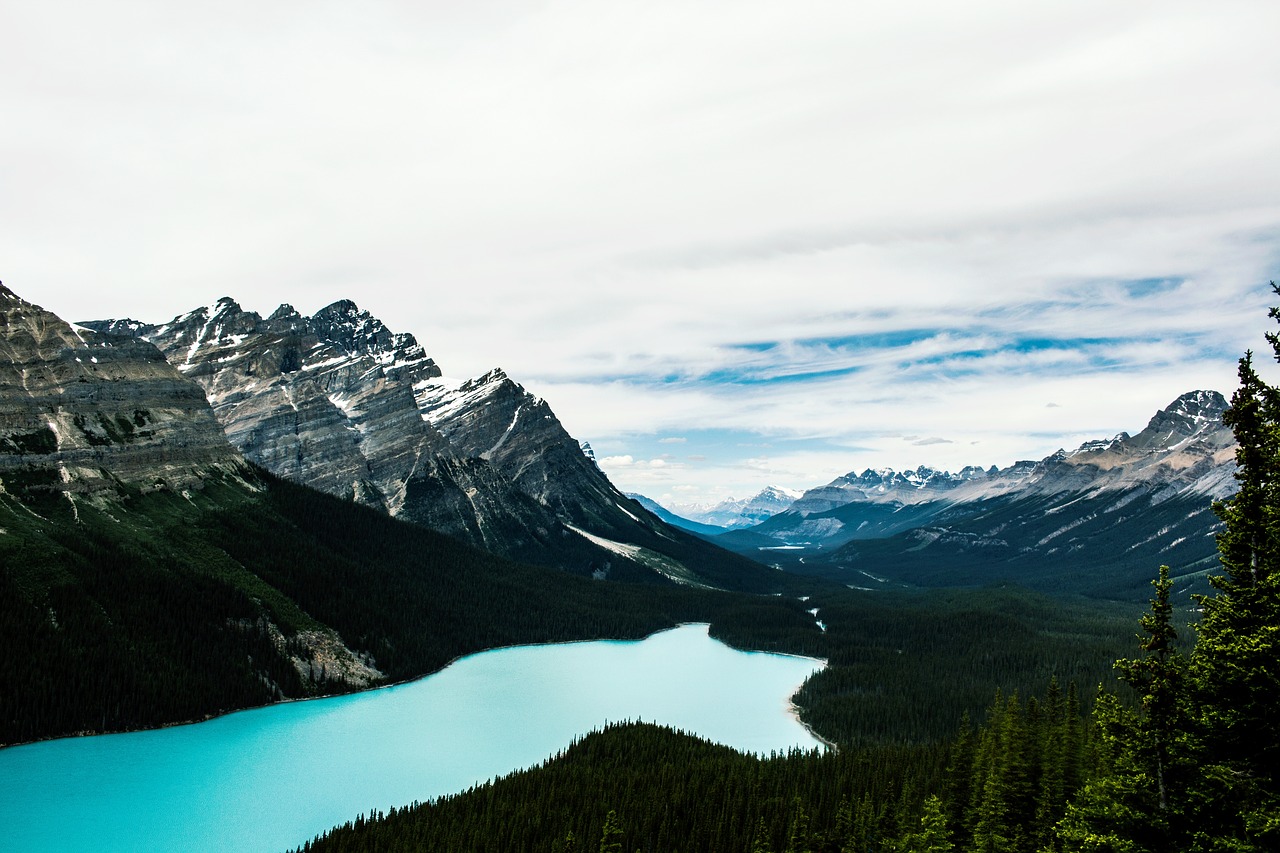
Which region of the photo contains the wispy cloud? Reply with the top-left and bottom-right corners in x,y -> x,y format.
6,0 -> 1279,504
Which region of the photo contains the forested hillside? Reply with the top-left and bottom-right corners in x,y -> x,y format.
0,465 -> 827,746
0,460 -> 1135,748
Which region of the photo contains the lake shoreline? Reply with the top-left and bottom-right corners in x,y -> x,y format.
1,621 -> 829,753
2,623 -> 826,853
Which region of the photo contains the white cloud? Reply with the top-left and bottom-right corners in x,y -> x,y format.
5,0 -> 1278,505
599,455 -> 635,467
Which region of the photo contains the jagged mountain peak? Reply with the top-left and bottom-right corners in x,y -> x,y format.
845,465 -> 981,491
1168,388 -> 1228,418
268,303 -> 302,321
309,299 -> 398,357
668,485 -> 803,530
756,484 -> 803,501
473,367 -> 511,386
1068,433 -> 1129,456
1122,389 -> 1231,453
315,298 -> 361,317
79,317 -> 149,337
185,296 -> 249,324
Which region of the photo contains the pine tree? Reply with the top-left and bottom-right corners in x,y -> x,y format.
598,809 -> 624,853
1186,287 -> 1280,849
751,815 -> 774,853
783,796 -> 812,853
1115,566 -> 1185,817
899,795 -> 955,853
1058,285 -> 1280,852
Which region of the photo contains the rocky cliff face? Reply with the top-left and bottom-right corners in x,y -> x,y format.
84,298 -> 577,562
415,369 -> 650,538
0,284 -> 244,497
84,297 -> 736,583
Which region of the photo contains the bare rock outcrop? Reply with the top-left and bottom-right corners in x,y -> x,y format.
0,284 -> 244,496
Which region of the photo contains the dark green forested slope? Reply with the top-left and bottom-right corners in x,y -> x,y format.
781,586 -> 1133,747
0,459 -> 1136,751
300,681 -> 1095,853
0,466 -> 824,746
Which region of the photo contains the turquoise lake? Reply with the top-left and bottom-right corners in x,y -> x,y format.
0,623 -> 825,852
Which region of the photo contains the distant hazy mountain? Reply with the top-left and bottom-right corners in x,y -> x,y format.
669,486 -> 806,530
626,494 -> 728,537
83,298 -> 777,590
716,391 -> 1236,599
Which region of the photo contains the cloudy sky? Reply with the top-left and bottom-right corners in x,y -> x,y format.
5,1 -> 1279,509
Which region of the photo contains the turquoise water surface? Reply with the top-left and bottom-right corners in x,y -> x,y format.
0,623 -> 824,852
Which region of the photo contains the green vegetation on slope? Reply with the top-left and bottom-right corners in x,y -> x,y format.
0,466 -> 820,746
299,680 -> 1094,853
1,458 -> 1138,749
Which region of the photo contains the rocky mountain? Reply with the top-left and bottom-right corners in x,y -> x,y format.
83,298 -> 773,589
787,466 -> 997,515
2,283 -> 810,745
84,298 -> 575,562
1,283 -> 244,496
1,285 -> 389,738
716,391 -> 1237,599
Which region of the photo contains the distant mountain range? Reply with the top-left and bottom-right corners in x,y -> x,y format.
706,390 -> 1236,598
630,486 -> 806,534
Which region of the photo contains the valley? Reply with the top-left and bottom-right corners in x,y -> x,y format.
1,281 -> 1271,852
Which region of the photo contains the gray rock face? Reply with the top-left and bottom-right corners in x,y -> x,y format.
415,369 -> 646,537
83,299 -> 575,559
1,284 -> 244,495
85,298 -> 666,571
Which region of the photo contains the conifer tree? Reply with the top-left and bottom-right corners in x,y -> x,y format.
599,810 -> 624,853
752,815 -> 774,853
1186,286 -> 1280,848
900,795 -> 954,853
1057,567 -> 1190,851
784,796 -> 812,853
1115,566 -> 1185,816
1058,285 -> 1280,851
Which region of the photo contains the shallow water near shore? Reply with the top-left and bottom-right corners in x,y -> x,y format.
0,623 -> 824,853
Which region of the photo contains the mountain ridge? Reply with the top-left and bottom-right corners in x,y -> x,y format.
714,390 -> 1235,598
82,296 -> 778,590
2,282 -> 822,745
